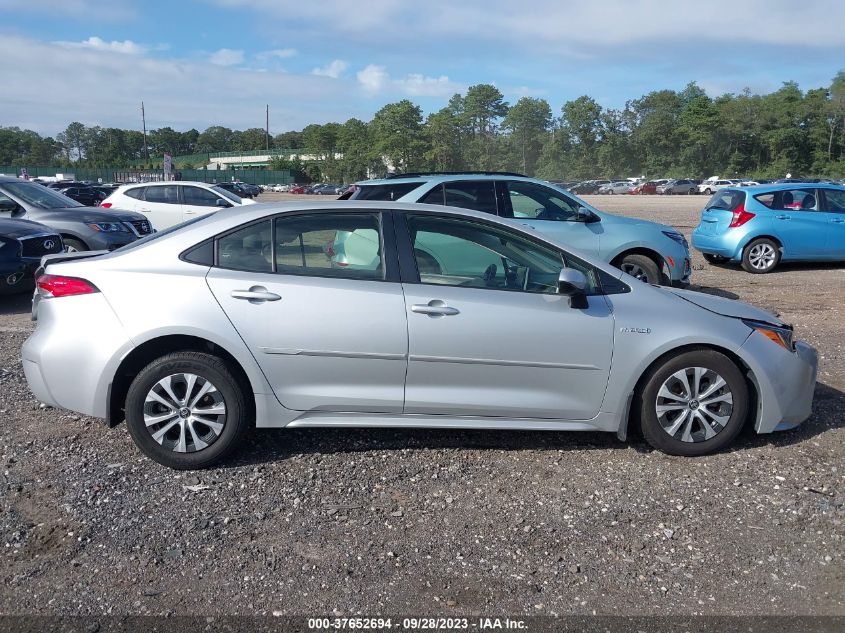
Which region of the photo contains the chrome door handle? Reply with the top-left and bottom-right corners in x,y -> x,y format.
775,214 -> 791,220
412,300 -> 459,316
231,286 -> 281,303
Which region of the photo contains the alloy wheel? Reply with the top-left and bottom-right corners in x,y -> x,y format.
655,367 -> 733,443
747,243 -> 777,271
620,262 -> 649,281
143,373 -> 226,453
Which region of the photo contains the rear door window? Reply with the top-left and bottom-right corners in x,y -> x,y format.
124,187 -> 146,200
144,185 -> 180,205
774,189 -> 817,211
350,182 -> 424,201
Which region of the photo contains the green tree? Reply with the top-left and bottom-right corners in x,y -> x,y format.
371,100 -> 426,173
462,84 -> 509,169
502,97 -> 552,175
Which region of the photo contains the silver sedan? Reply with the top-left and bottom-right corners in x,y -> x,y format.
22,201 -> 818,469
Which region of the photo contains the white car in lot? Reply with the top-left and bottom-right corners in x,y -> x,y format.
101,181 -> 256,231
698,179 -> 740,195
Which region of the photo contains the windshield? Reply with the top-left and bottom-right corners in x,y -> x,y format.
705,189 -> 745,211
3,181 -> 84,209
212,185 -> 241,204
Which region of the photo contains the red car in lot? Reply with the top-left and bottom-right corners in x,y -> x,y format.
632,180 -> 660,195
289,185 -> 310,194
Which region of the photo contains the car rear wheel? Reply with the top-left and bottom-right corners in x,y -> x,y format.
63,238 -> 87,252
741,238 -> 780,273
619,254 -> 662,285
703,188 -> 712,195
125,351 -> 249,469
638,349 -> 748,456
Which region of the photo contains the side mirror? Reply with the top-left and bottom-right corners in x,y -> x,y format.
0,199 -> 18,214
578,206 -> 600,223
558,268 -> 589,308
215,199 -> 230,207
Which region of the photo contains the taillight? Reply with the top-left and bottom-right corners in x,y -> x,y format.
100,202 -> 112,208
728,203 -> 755,228
36,274 -> 99,298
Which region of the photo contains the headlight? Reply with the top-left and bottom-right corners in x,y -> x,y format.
86,222 -> 127,233
742,319 -> 795,351
662,230 -> 688,247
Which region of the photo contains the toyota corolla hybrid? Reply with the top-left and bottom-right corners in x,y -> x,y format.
22,201 -> 817,469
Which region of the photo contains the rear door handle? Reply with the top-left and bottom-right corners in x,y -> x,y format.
231,286 -> 281,303
412,300 -> 459,316
775,214 -> 791,220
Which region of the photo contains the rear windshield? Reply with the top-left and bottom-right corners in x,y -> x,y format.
350,182 -> 424,201
705,189 -> 745,211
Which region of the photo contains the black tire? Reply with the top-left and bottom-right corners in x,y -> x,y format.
703,188 -> 712,195
63,237 -> 88,252
125,351 -> 249,469
703,253 -> 729,265
638,349 -> 749,456
619,253 -> 663,285
688,188 -> 696,195
741,238 -> 780,274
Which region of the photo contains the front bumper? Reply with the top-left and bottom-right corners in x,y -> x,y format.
740,333 -> 819,434
0,258 -> 40,295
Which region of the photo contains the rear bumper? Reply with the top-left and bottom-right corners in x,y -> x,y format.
691,229 -> 745,260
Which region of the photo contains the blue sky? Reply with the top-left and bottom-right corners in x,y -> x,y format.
1,0 -> 844,136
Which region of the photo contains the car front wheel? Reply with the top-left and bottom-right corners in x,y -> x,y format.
619,254 -> 663,285
638,349 -> 749,456
125,351 -> 249,469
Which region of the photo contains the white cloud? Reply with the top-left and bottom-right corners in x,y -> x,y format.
209,48 -> 245,66
0,35 -> 367,136
256,48 -> 298,61
311,59 -> 349,79
55,36 -> 147,55
357,65 -> 390,93
357,65 -> 462,97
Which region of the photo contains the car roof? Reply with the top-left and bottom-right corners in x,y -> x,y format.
119,181 -> 217,188
355,174 -> 542,186
726,182 -> 845,193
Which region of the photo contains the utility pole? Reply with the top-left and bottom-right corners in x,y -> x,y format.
265,104 -> 270,151
141,101 -> 149,161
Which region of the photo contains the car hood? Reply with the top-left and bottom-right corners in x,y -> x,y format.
34,207 -> 147,223
598,212 -> 676,234
662,287 -> 784,325
0,217 -> 56,238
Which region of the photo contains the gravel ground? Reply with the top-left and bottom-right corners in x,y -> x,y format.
0,195 -> 842,617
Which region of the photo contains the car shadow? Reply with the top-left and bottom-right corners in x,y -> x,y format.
686,284 -> 740,300
219,382 -> 844,468
0,292 -> 32,316
708,260 -> 845,275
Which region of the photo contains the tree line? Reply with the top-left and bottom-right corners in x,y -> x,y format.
2,72 -> 845,183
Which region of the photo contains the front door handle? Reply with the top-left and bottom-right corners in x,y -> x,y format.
231,286 -> 281,303
775,214 -> 791,220
411,300 -> 459,317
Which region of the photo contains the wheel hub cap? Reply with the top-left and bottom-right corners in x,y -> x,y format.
143,373 -> 226,453
655,366 -> 733,443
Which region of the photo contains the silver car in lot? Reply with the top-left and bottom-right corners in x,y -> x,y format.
22,201 -> 818,469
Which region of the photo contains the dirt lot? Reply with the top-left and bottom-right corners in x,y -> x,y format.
0,194 -> 842,616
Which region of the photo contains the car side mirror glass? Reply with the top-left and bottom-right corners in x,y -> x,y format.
578,206 -> 600,223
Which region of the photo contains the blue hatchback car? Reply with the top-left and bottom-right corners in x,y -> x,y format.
692,183 -> 845,273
